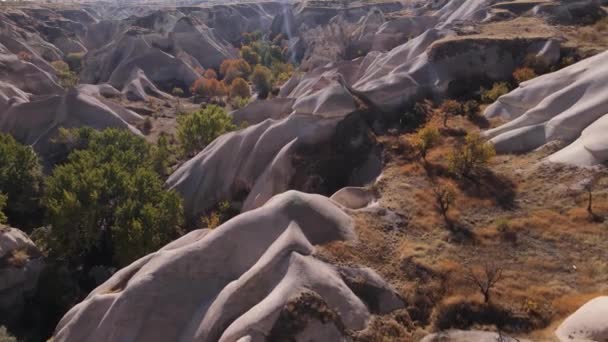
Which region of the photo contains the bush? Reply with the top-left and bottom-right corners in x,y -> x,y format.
142,117 -> 153,134
513,67 -> 537,84
415,126 -> 441,161
439,99 -> 464,127
43,128 -> 184,267
220,59 -> 252,85
449,133 -> 496,178
230,96 -> 250,110
203,68 -> 218,80
190,77 -> 228,99
65,52 -> 84,73
177,105 -> 237,156
0,133 -> 43,228
250,65 -> 274,99
434,298 -> 512,331
480,82 -> 510,104
241,46 -> 261,66
51,60 -> 79,88
230,77 -> 251,99
463,100 -> 480,120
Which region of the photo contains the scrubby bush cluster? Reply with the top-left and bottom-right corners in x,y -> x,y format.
51,60 -> 79,89
177,105 -> 237,156
449,133 -> 496,178
480,82 -> 510,104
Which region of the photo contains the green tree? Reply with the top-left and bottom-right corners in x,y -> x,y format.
480,82 -> 510,104
250,65 -> 274,99
415,126 -> 441,161
151,133 -> 174,177
51,60 -> 79,89
177,105 -> 237,156
0,133 -> 43,228
449,133 -> 496,178
43,128 -> 183,267
241,45 -> 261,66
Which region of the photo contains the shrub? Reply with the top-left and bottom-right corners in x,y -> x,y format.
51,60 -> 79,88
241,45 -> 261,65
190,78 -> 228,99
220,59 -> 252,84
43,128 -> 184,267
513,67 -> 537,84
463,100 -> 480,120
480,82 -> 510,104
448,133 -> 496,178
230,77 -> 251,99
0,133 -> 43,228
171,87 -> 184,97
271,61 -> 294,84
230,96 -> 250,110
151,133 -> 174,177
439,99 -> 464,127
415,126 -> 441,161
434,298 -> 512,331
142,117 -> 153,134
65,52 -> 84,73
401,100 -> 432,128
200,201 -> 232,229
177,105 -> 236,156
203,68 -> 218,80
250,65 -> 274,99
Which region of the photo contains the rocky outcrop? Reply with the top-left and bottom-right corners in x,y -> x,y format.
485,51 -> 608,166
0,88 -> 143,158
0,226 -> 44,321
167,80 -> 361,219
555,296 -> 608,341
53,191 -> 404,342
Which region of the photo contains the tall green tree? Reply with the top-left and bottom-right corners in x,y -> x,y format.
177,105 -> 236,156
0,133 -> 43,228
43,128 -> 183,267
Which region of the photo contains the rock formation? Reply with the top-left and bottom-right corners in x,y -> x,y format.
485,51 -> 608,166
555,296 -> 608,341
53,191 -> 404,342
0,226 -> 44,321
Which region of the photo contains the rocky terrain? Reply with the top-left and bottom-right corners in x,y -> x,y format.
0,0 -> 607,341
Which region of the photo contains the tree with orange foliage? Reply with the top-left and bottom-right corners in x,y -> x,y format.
220,59 -> 252,85
203,68 -> 218,80
190,77 -> 228,99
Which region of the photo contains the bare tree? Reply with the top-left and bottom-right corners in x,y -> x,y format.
465,262 -> 503,304
569,173 -> 606,222
432,182 -> 456,227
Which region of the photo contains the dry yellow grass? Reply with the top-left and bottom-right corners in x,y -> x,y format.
319,110 -> 608,340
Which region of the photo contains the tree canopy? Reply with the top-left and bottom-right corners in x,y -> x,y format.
42,128 -> 183,267
0,133 -> 43,228
177,105 -> 237,156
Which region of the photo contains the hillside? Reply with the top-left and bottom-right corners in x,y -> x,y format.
0,0 -> 607,341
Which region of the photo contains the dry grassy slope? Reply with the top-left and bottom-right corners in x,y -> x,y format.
318,113 -> 608,341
